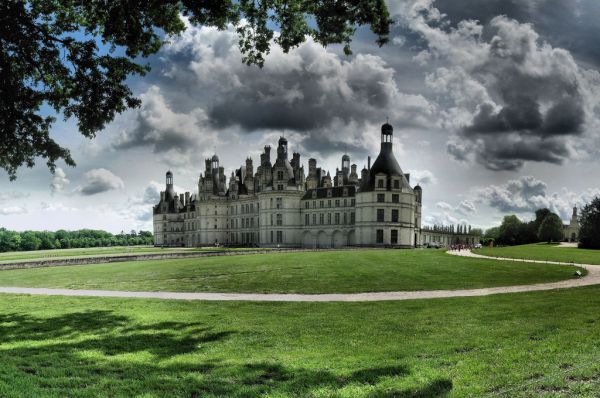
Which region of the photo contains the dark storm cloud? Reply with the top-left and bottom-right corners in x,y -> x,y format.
433,0 -> 600,67
134,23 -> 435,158
398,1 -> 597,171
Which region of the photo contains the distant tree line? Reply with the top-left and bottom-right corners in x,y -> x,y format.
482,208 -> 564,246
482,196 -> 600,249
0,229 -> 153,252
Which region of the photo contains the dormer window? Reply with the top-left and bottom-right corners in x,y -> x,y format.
377,179 -> 384,189
343,188 -> 348,196
327,190 -> 332,198
312,191 -> 317,199
277,171 -> 284,180
394,179 -> 400,189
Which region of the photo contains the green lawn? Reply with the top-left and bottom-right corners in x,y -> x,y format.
1,288 -> 600,397
0,246 -> 271,264
0,250 -> 582,293
475,243 -> 600,265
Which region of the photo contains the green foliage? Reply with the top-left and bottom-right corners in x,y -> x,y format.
579,196 -> 600,249
498,215 -> 523,245
0,228 -> 153,253
0,0 -> 390,179
0,250 -> 579,293
488,208 -> 563,246
537,213 -> 564,243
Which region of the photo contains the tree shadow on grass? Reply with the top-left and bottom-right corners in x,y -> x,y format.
0,310 -> 453,397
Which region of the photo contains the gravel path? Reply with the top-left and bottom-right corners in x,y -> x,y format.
0,250 -> 598,302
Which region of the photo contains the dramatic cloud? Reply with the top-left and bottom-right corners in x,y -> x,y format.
112,86 -> 216,164
142,21 -> 436,158
475,176 -> 600,221
397,0 -> 600,170
50,167 -> 70,194
76,169 -> 125,196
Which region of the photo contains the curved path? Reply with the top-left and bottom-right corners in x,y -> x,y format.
0,250 -> 599,302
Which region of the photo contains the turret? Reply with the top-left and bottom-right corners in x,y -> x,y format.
360,122 -> 407,191
165,171 -> 175,201
277,137 -> 288,159
246,157 -> 254,176
414,185 -> 422,204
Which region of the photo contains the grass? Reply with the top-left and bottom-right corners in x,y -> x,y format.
0,250 -> 582,293
0,246 -> 271,264
1,288 -> 600,397
475,243 -> 600,265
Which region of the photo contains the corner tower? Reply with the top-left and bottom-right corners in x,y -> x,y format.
354,122 -> 421,247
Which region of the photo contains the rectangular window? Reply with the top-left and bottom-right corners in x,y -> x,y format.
305,201 -> 309,209
377,194 -> 385,203
277,184 -> 284,191
305,214 -> 310,225
392,194 -> 399,203
276,230 -> 283,243
378,179 -> 384,188
335,213 -> 340,224
276,197 -> 283,209
335,199 -> 340,207
351,199 -> 355,206
313,201 -> 316,209
270,198 -> 273,208
376,229 -> 384,243
320,200 -> 324,208
270,214 -> 273,226
377,209 -> 385,222
328,200 -> 331,208
327,213 -> 331,224
312,213 -> 316,224
350,212 -> 355,224
343,212 -> 347,224
392,209 -> 399,223
394,180 -> 400,189
344,199 -> 347,207
391,230 -> 398,244
320,213 -> 324,225
270,230 -> 274,243
277,171 -> 284,180
276,213 -> 283,226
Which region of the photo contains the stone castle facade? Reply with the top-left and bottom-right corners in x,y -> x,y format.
153,123 -> 477,248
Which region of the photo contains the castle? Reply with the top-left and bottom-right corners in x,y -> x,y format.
153,123 -> 480,248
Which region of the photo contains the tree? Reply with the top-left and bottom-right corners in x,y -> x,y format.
0,1 -> 390,179
579,197 -> 600,249
20,232 -> 41,251
537,213 -> 564,243
498,215 -> 523,245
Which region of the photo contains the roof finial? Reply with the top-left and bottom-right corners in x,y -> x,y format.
386,116 -> 389,124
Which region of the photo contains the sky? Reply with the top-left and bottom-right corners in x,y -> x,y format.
1,0 -> 599,233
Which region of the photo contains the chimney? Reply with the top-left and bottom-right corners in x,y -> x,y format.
185,192 -> 190,205
368,156 -> 371,170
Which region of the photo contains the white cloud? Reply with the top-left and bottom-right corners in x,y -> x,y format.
50,167 -> 70,194
75,169 -> 125,196
408,169 -> 437,185
475,176 -> 600,221
0,206 -> 27,215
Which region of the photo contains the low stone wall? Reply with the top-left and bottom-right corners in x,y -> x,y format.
0,247 -> 373,271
